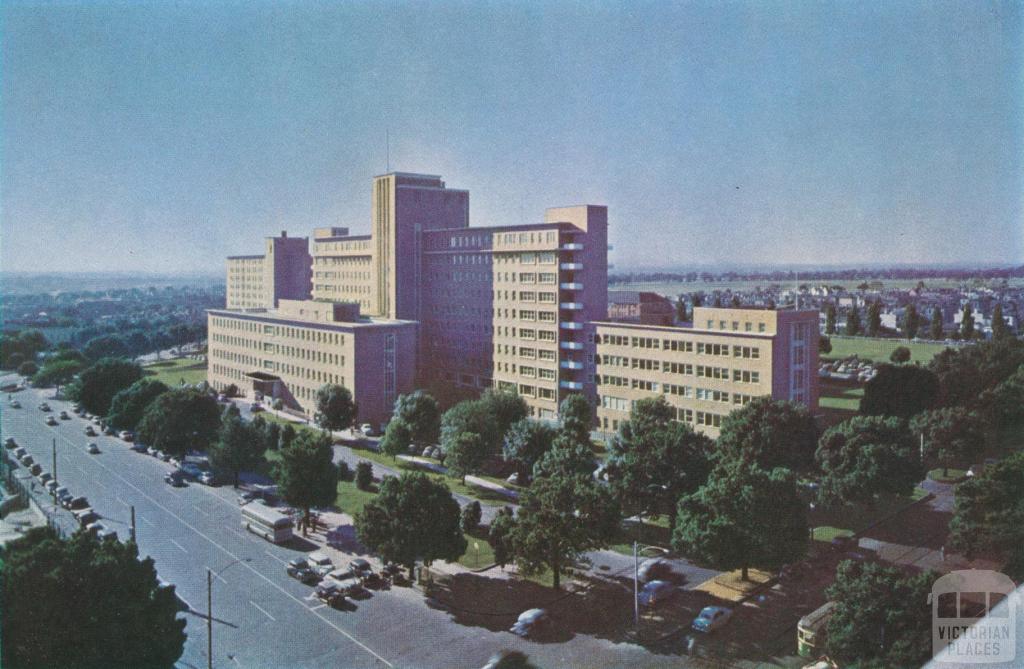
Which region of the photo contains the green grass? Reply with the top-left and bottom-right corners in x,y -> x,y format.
335,479 -> 378,517
811,526 -> 854,542
808,487 -> 929,542
143,357 -> 207,386
823,337 -> 952,364
818,380 -> 863,427
457,533 -> 496,569
609,516 -> 672,555
928,468 -> 968,483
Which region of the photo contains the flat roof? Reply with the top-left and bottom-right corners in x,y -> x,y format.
226,255 -> 264,260
592,320 -> 775,339
207,308 -> 418,332
314,234 -> 371,243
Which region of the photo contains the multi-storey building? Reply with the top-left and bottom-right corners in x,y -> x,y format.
226,231 -> 312,309
594,306 -> 819,437
607,291 -> 676,326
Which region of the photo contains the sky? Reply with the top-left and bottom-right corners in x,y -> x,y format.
2,0 -> 1022,274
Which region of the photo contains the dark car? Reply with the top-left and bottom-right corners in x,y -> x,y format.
76,510 -> 100,527
164,471 -> 187,487
638,580 -> 677,607
84,426 -> 97,437
4,437 -> 17,449
29,463 -> 42,476
637,557 -> 673,583
103,425 -> 117,436
314,581 -> 346,608
286,558 -> 322,585
349,558 -> 373,578
64,496 -> 89,510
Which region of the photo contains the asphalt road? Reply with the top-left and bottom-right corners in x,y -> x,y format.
1,377 -> 704,669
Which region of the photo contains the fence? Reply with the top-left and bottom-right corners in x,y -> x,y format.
1,449 -> 76,538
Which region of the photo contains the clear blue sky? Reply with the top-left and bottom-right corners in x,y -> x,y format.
2,0 -> 1021,273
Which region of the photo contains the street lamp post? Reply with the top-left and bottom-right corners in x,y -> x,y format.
207,558 -> 251,669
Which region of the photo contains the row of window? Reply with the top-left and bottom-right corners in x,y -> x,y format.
600,334 -> 761,359
706,319 -> 768,333
599,395 -> 727,429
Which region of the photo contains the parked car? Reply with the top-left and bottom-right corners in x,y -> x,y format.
349,558 -> 373,578
13,447 -> 26,459
45,480 -> 59,494
314,581 -> 347,608
84,426 -> 97,437
119,431 -> 134,442
55,487 -> 71,503
830,535 -> 858,552
19,453 -> 34,466
639,580 -> 677,607
325,569 -> 365,596
45,416 -> 58,426
84,521 -> 105,536
75,510 -> 100,527
510,608 -> 550,638
250,402 -> 264,413
9,399 -> 20,408
198,471 -> 217,486
59,410 -> 70,420
103,425 -> 117,436
359,423 -> 377,437
64,496 -> 89,510
39,402 -> 51,412
164,471 -> 187,487
286,558 -> 323,585
4,437 -> 16,449
307,553 -> 334,576
637,558 -> 673,583
131,442 -> 148,453
29,464 -> 42,476
38,472 -> 53,485
692,606 -> 733,633
87,443 -> 100,454
98,528 -> 119,542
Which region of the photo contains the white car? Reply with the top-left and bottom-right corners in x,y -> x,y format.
692,606 -> 733,633
307,552 -> 334,576
119,431 -> 134,442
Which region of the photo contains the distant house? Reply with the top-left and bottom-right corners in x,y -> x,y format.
607,291 -> 675,326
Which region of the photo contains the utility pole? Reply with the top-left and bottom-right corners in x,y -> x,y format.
207,568 -> 213,669
633,541 -> 640,628
130,506 -> 136,543
52,438 -> 57,501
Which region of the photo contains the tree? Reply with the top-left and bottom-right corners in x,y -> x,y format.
16,361 -> 38,377
824,303 -> 837,335
1,527 -> 185,669
558,393 -> 593,448
392,390 -> 442,445
991,303 -> 1009,340
815,416 -> 924,508
675,296 -> 687,322
673,460 -> 807,581
502,419 -> 557,482
445,431 -> 489,483
532,436 -> 595,480
606,396 -> 713,531
314,384 -> 357,432
354,472 -> 467,579
889,346 -> 911,364
488,506 -> 517,568
106,379 -> 169,430
273,430 -> 338,534
379,419 -> 413,459
825,560 -> 934,669
982,365 -> 1024,429
279,423 -> 297,450
441,399 -> 501,455
960,304 -> 975,340
209,413 -> 266,487
948,452 -> 1024,580
730,295 -> 742,308
846,304 -> 861,336
355,461 -> 374,491
910,407 -> 985,478
136,387 -> 222,458
5,351 -> 26,370
902,304 -> 919,339
929,338 -> 1024,409
70,357 -> 143,416
511,470 -> 620,590
860,363 -> 939,418
866,300 -> 882,337
930,306 -> 944,340
83,334 -> 129,360
461,500 -> 482,534
716,397 -> 818,472
819,335 -> 832,355
479,388 -> 529,440
31,359 -> 83,393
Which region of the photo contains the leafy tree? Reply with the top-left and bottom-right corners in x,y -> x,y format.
1,527 -> 185,669
354,472 -> 467,579
730,295 -> 742,308
675,296 -> 687,322
1,329 -> 48,368
106,379 -> 169,430
488,506 -> 517,568
261,420 -> 281,452
314,384 -> 357,432
929,338 -> 1024,409
479,388 -> 529,440
901,304 -> 919,339
461,500 -> 482,534
136,387 -> 221,458
691,293 -> 703,308
819,335 -> 832,355
445,431 -> 488,483
279,423 -> 297,450
991,303 -> 1009,340
558,393 -> 593,448
930,306 -> 944,340
273,430 -> 338,534
824,303 -> 837,335
209,413 -> 265,487
379,419 -> 413,459
889,346 -> 911,364
712,295 -> 723,307
32,359 -> 84,392
825,560 -> 933,669
948,452 -> 1024,580
511,470 -> 620,590
16,361 -> 38,377
532,436 -> 595,480
83,334 -> 129,361
355,461 -> 374,491
606,396 -> 713,531
672,460 -> 807,581
960,304 -> 975,340
70,357 -> 143,416
815,416 -> 924,508
502,418 -> 557,482
866,300 -> 882,336
392,390 -> 442,445
860,363 -> 939,418
981,365 -> 1024,428
716,397 -> 818,472
5,351 -> 25,370
910,407 -> 985,478
440,399 -> 500,454
846,304 -> 861,335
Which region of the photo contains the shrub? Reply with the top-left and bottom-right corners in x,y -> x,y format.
460,500 -> 482,534
17,361 -> 38,377
355,461 -> 373,491
337,461 -> 353,483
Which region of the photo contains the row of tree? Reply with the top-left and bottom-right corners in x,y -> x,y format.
823,300 -> 1009,341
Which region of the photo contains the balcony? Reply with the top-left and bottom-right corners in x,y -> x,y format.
560,380 -> 584,391
560,282 -> 583,290
560,302 -> 583,310
560,360 -> 584,370
560,341 -> 584,350
560,243 -> 583,251
560,262 -> 583,271
560,321 -> 584,330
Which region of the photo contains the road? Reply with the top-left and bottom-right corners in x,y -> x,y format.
1,376 -> 707,669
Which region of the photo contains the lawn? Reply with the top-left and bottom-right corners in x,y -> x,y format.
143,357 -> 208,386
808,487 -> 929,543
609,515 -> 672,555
818,379 -> 863,428
927,468 -> 968,483
822,337 -> 952,364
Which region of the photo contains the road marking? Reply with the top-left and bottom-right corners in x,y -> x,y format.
249,600 -> 276,622
44,428 -> 395,668
194,505 -> 210,516
140,515 -> 155,527
309,604 -> 326,611
170,539 -> 188,554
264,550 -> 287,565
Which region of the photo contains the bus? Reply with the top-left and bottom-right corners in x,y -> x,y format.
797,601 -> 835,657
930,569 -> 1017,663
241,500 -> 293,544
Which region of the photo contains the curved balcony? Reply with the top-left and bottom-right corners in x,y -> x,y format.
560,262 -> 583,271
560,341 -> 584,350
560,302 -> 583,310
560,321 -> 584,330
560,282 -> 583,290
